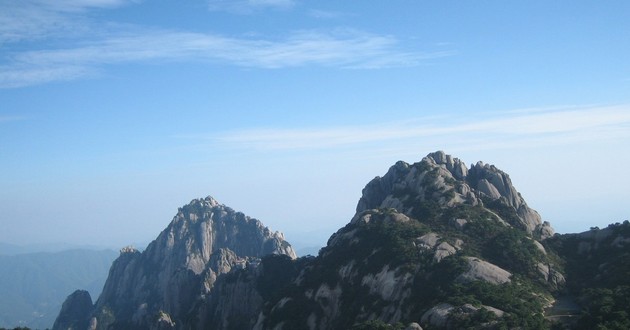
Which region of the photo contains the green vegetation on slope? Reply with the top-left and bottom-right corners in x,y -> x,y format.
261,203 -> 557,329
546,221 -> 630,330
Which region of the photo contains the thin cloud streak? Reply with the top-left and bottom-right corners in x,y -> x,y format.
0,65 -> 94,88
31,0 -> 134,11
207,0 -> 295,13
211,105 -> 630,151
0,0 -> 136,43
1,0 -> 452,87
0,116 -> 26,123
1,30 -> 452,88
308,9 -> 346,20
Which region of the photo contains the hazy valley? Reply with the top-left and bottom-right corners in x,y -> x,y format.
0,249 -> 117,329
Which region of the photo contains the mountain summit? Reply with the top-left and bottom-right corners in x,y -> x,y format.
54,151 -> 629,329
357,151 -> 554,238
54,196 -> 295,330
256,151 -> 563,329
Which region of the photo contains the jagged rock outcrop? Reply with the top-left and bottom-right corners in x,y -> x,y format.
52,290 -> 94,330
421,303 -> 453,328
406,322 -> 423,330
357,150 -> 554,239
537,262 -> 566,289
421,303 -> 505,328
457,257 -> 512,285
54,196 -> 295,330
197,262 -> 264,330
415,232 -> 462,262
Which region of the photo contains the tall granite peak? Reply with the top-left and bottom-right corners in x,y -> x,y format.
357,151 -> 554,238
256,152 -> 566,329
144,196 -> 295,276
54,196 -> 295,330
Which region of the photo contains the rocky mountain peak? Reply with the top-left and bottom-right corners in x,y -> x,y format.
256,152 -> 566,329
52,290 -> 93,330
467,160 -> 554,236
356,151 -> 554,239
54,196 -> 295,330
155,196 -> 295,266
425,150 -> 468,180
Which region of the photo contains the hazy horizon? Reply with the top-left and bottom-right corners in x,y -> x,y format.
2,1 -> 629,250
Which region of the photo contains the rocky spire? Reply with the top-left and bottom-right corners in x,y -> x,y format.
52,290 -> 93,330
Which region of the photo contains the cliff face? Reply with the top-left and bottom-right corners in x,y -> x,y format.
52,290 -> 94,330
54,196 -> 295,330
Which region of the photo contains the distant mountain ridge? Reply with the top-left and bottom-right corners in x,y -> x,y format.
0,242 -> 116,256
54,151 -> 630,329
0,249 -> 117,329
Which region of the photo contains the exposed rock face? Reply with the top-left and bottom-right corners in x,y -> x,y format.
361,265 -> 413,301
197,262 -> 264,330
356,151 -> 554,239
537,262 -> 566,289
54,196 -> 295,330
433,242 -> 457,262
415,232 -> 461,262
405,322 -> 423,330
421,302 -> 505,328
421,303 -> 453,328
153,311 -> 175,330
457,257 -> 512,285
52,290 -> 93,330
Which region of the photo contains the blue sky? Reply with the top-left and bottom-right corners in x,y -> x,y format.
1,0 -> 629,250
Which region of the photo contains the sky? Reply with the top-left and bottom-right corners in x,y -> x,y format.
1,0 -> 629,251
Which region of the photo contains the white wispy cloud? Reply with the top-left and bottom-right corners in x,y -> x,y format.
1,0 -> 451,87
0,3 -> 74,43
1,28 -> 453,88
208,105 -> 630,152
207,0 -> 294,13
249,0 -> 293,7
308,9 -> 346,20
0,0 -> 135,43
0,115 -> 28,123
32,0 -> 135,11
